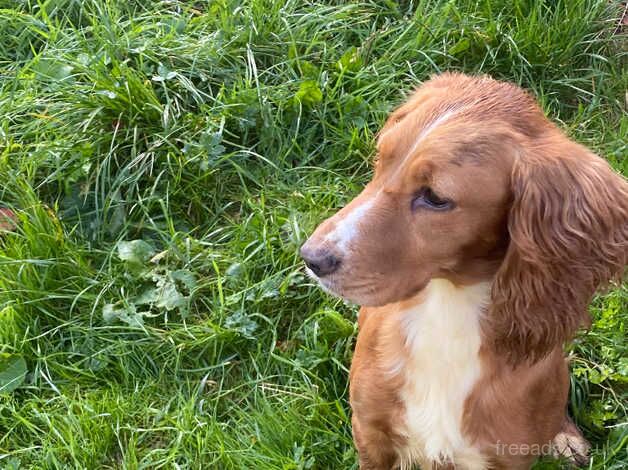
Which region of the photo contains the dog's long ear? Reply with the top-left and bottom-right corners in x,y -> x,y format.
488,139 -> 628,363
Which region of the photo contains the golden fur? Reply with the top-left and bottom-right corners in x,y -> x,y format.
301,73 -> 628,469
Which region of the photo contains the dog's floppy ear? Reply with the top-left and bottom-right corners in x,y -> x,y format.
488,139 -> 628,363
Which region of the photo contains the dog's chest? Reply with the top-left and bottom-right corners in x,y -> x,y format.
392,280 -> 490,470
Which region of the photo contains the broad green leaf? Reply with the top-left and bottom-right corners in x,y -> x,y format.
154,280 -> 185,311
117,240 -> 155,264
2,457 -> 21,470
134,287 -> 158,305
152,63 -> 177,82
295,80 -> 323,108
32,58 -> 73,81
299,60 -> 319,79
448,38 -> 471,55
336,47 -> 363,72
225,311 -> 258,338
225,262 -> 243,278
151,269 -> 196,315
0,353 -> 27,393
170,269 -> 197,291
200,130 -> 225,157
103,303 -> 144,327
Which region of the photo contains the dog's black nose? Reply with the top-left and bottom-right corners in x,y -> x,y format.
300,244 -> 341,277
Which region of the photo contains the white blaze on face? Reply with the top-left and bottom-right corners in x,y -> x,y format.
325,197 -> 376,254
323,108 -> 461,258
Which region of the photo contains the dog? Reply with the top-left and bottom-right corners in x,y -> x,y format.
300,73 -> 628,469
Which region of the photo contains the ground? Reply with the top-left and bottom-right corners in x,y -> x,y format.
0,1 -> 626,468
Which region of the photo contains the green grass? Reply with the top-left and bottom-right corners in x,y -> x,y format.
0,0 -> 625,468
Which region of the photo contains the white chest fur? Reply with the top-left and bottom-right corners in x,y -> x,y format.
394,279 -> 490,470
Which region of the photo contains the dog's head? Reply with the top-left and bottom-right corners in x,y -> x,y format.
302,73 -> 628,361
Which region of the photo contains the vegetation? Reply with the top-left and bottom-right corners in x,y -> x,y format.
0,0 -> 625,468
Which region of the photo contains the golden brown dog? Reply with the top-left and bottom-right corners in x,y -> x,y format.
301,73 -> 628,469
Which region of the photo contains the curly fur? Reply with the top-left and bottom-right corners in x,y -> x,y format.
489,140 -> 628,363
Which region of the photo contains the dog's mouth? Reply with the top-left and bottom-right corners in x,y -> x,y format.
304,265 -> 383,306
305,266 -> 342,297
305,263 -> 434,308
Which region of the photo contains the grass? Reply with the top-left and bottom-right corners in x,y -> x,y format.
0,0 -> 625,468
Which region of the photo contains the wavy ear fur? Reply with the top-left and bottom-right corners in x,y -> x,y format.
489,138 -> 628,364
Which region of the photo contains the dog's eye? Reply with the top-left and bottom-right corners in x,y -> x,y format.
411,187 -> 454,211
